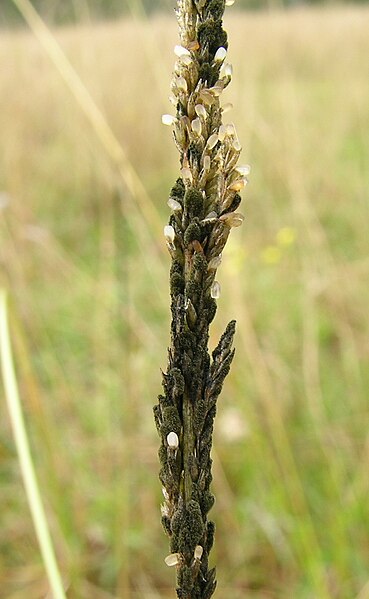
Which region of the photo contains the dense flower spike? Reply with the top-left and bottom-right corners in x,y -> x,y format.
154,1 -> 248,598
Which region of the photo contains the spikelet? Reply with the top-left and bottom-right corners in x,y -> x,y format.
154,0 -> 249,597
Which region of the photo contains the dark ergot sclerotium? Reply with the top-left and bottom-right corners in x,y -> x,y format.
154,1 -> 249,597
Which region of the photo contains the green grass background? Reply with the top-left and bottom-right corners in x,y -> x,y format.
1,4 -> 369,598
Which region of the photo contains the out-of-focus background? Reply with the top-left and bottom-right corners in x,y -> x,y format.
1,0 -> 369,597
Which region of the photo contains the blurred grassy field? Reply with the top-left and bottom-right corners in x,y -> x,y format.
1,4 -> 369,598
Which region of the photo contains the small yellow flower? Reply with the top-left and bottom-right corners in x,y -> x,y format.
276,226 -> 296,247
261,246 -> 282,265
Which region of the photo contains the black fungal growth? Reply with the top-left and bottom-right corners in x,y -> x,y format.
154,0 -> 246,598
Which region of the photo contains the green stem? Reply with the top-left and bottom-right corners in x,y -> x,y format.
0,290 -> 67,599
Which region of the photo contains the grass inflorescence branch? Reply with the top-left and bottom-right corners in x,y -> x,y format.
154,1 -> 249,597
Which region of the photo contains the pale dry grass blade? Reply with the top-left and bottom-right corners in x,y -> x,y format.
222,267 -> 331,598
212,447 -> 245,563
125,0 -> 170,104
135,572 -> 162,599
356,581 -> 369,599
78,580 -> 118,599
279,69 -> 361,577
0,290 -> 67,599
11,0 -> 163,239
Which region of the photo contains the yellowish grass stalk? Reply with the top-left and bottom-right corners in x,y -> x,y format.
11,0 -> 163,238
0,290 -> 67,599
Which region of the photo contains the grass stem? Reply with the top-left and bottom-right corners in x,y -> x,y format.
0,289 -> 67,599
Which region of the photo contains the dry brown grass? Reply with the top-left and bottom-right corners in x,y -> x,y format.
1,5 -> 369,598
